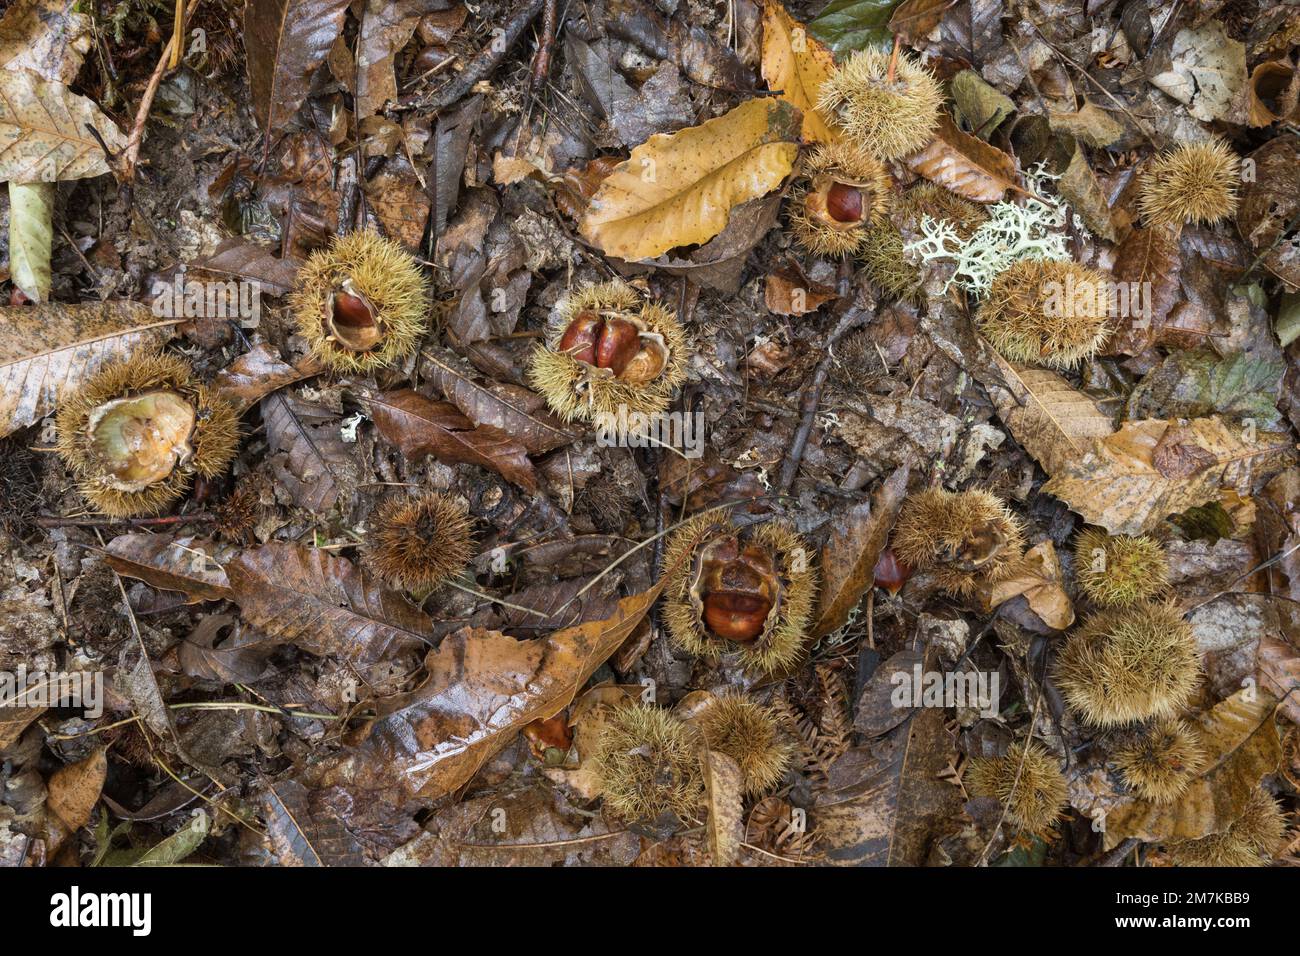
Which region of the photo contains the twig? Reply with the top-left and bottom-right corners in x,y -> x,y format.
119,0 -> 202,190
777,306 -> 870,493
424,0 -> 546,112
34,513 -> 213,529
530,0 -> 558,93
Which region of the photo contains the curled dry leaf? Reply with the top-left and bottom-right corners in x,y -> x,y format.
988,540 -> 1074,630
906,113 -> 1021,203
226,542 -> 432,664
0,302 -> 177,438
1247,59 -> 1299,127
366,388 -> 538,493
316,576 -> 673,803
45,746 -> 106,855
701,748 -> 745,866
761,1 -> 839,144
579,97 -> 800,260
1041,417 -> 1290,536
811,464 -> 909,638
1103,689 -> 1281,848
104,534 -> 234,603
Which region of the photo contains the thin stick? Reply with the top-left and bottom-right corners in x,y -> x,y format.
120,0 -> 202,187
530,0 -> 558,93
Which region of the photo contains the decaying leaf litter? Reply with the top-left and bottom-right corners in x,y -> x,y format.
0,0 -> 1299,868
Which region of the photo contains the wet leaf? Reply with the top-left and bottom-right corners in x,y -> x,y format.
1107,222 -> 1182,353
579,97 -> 800,261
809,0 -> 900,54
45,747 -> 106,854
226,542 -> 433,663
260,779 -> 369,866
366,388 -> 538,493
104,534 -> 234,603
0,0 -> 91,83
190,238 -> 303,296
1127,349 -> 1285,431
1236,134 -> 1300,289
812,464 -> 909,638
243,0 -> 351,134
212,341 -> 325,414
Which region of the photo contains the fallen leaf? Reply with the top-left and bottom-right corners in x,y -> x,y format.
7,181 -> 52,302
1041,417 -> 1290,535
0,68 -> 125,182
259,779 -> 370,866
212,340 -> 325,414
888,0 -> 956,45
45,747 -> 106,854
701,749 -> 745,866
1246,59 -> 1297,126
812,464 -> 909,638
761,1 -> 839,143
190,238 -> 303,296
988,540 -> 1074,629
1236,134 -> 1300,289
1149,22 -> 1247,124
906,112 -> 1022,203
764,259 -> 839,315
809,0 -> 899,54
317,579 -> 672,803
261,391 -> 356,513
104,534 -> 234,603
1106,222 -> 1183,354
579,97 -> 800,260
985,355 -> 1116,477
1104,689 -> 1281,847
243,0 -> 351,134
226,542 -> 433,663
0,0 -> 91,83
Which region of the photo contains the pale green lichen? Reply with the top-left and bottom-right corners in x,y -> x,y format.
903,165 -> 1081,297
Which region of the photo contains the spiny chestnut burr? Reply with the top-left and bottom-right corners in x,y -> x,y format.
891,488 -> 1024,597
1166,786 -> 1286,867
687,693 -> 793,797
363,491 -> 474,593
816,48 -> 943,161
1139,138 -> 1241,228
289,230 -> 430,372
55,351 -> 239,517
528,281 -> 689,423
977,259 -> 1113,370
790,140 -> 893,258
966,740 -> 1068,839
589,704 -> 704,824
860,182 -> 988,303
1053,600 -> 1201,727
662,513 -> 817,676
1111,718 -> 1205,804
1074,529 -> 1169,608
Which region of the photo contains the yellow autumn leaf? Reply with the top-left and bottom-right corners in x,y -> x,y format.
760,1 -> 839,144
579,98 -> 800,261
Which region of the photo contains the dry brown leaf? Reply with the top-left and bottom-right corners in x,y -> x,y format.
1041,417 -> 1290,536
988,540 -> 1074,629
366,388 -> 538,493
888,0 -> 958,46
760,1 -> 839,144
986,354 -> 1116,476
1104,689 -> 1281,847
0,302 -> 177,437
226,542 -> 432,664
1247,59 -> 1298,126
1107,222 -> 1183,354
701,748 -> 745,866
579,97 -> 800,260
317,577 -> 672,803
45,746 -> 106,855
211,340 -> 324,414
906,112 -> 1021,203
812,702 -> 960,866
0,67 -> 125,182
104,534 -> 234,604
543,684 -> 636,799
811,464 -> 909,638
243,0 -> 351,134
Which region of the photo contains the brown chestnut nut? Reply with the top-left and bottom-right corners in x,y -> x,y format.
556,310 -> 600,365
702,592 -> 772,642
593,317 -> 640,376
329,284 -> 383,352
556,311 -> 663,382
825,182 -> 864,223
872,547 -> 912,595
523,712 -> 573,765
696,536 -> 779,644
